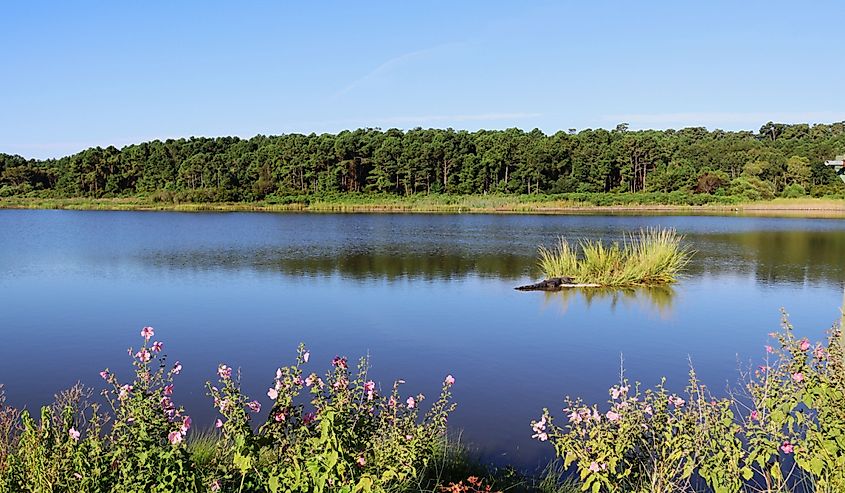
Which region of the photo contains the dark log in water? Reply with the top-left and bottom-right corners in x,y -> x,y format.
515,276 -> 600,291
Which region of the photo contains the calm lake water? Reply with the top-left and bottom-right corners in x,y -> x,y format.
1,210 -> 843,468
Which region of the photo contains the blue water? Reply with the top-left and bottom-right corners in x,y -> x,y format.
0,210 -> 843,468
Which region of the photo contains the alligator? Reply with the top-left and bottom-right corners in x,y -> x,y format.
515,276 -> 600,291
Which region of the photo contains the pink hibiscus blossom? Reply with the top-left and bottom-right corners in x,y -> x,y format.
406,396 -> 416,409
531,416 -> 548,441
267,388 -> 278,400
799,339 -> 810,351
69,427 -> 80,441
781,442 -> 794,454
168,430 -> 183,445
444,374 -> 455,386
135,349 -> 151,363
151,341 -> 163,352
217,364 -> 232,380
364,380 -> 376,401
172,361 -> 182,374
140,326 -> 155,340
668,395 -> 686,407
792,372 -> 804,382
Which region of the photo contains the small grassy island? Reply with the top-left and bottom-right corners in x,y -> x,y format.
517,228 -> 691,290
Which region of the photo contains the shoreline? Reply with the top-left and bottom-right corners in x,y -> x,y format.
2,196 -> 845,218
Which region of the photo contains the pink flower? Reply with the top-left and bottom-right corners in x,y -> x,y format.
589,462 -> 601,472
611,385 -> 629,400
303,351 -> 310,363
444,375 -> 455,386
217,365 -> 232,380
247,400 -> 261,413
531,416 -> 548,440
750,410 -> 759,421
210,480 -> 221,492
332,356 -> 347,369
135,349 -> 151,363
140,326 -> 155,340
152,341 -> 163,352
274,412 -> 286,422
792,372 -> 804,382
781,442 -> 794,454
172,361 -> 182,375
606,410 -> 621,422
168,430 -> 183,445
163,384 -> 174,396
668,395 -> 686,408
181,416 -> 192,433
293,375 -> 303,386
69,427 -> 80,441
814,346 -> 826,360
799,339 -> 810,351
118,384 -> 133,400
406,396 -> 416,409
356,456 -> 366,467
305,374 -> 322,388
215,419 -> 223,428
267,388 -> 278,400
765,345 -> 773,353
99,370 -> 109,380
364,380 -> 376,401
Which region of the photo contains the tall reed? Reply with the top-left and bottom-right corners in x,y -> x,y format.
537,228 -> 691,286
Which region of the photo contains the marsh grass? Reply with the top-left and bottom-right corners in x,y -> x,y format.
538,228 -> 691,286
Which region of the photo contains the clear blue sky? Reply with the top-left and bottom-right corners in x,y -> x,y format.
3,1 -> 844,159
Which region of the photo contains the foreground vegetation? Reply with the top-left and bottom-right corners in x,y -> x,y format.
537,228 -> 691,286
1,311 -> 843,492
535,312 -> 845,492
2,123 -> 844,204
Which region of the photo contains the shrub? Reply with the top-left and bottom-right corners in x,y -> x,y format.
534,313 -> 845,492
0,328 -> 456,493
728,177 -> 776,201
780,184 -> 806,198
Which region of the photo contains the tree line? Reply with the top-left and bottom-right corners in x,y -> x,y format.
2,122 -> 844,202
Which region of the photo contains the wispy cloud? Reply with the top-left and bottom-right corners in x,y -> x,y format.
331,42 -> 469,100
299,112 -> 542,129
601,111 -> 845,128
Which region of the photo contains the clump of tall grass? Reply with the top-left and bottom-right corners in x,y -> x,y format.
537,228 -> 691,286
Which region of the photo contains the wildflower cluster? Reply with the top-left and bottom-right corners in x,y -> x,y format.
0,328 -> 456,493
205,344 -> 457,492
535,312 -> 845,492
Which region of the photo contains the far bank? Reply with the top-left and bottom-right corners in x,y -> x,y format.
1,194 -> 845,218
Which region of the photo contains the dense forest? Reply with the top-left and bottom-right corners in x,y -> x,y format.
2,122 -> 844,202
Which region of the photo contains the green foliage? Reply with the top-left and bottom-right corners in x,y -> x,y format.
0,333 -> 456,493
537,228 -> 691,286
781,183 -> 806,198
2,122 -> 844,202
536,312 -> 845,492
